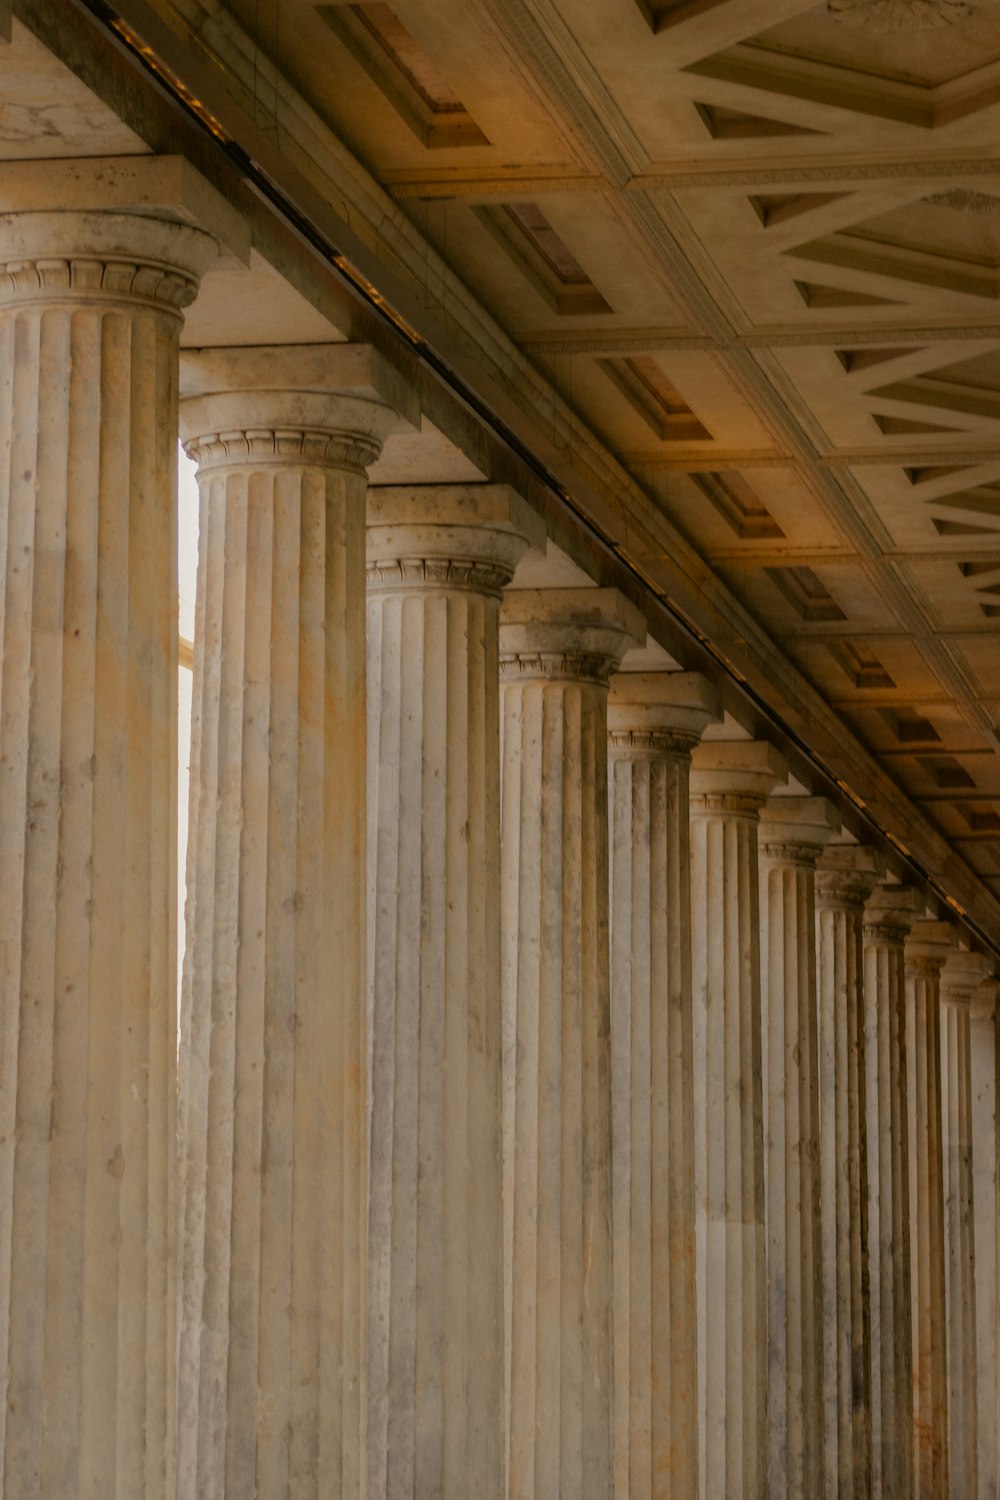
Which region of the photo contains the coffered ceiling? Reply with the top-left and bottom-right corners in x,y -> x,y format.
195,0 -> 1000,906
7,0 -> 1000,931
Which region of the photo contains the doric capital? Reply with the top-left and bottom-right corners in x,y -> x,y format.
689,740 -> 788,816
499,588 -> 646,685
0,215 -> 217,316
759,796 -> 840,867
816,845 -> 884,910
972,976 -> 1000,1021
607,671 -> 721,758
180,344 -> 418,472
905,919 -> 958,979
0,155 -> 250,314
366,484 -> 545,596
0,154 -> 247,253
863,884 -> 924,944
941,951 -> 993,1009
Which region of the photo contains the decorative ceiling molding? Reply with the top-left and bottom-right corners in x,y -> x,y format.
740,328 -> 1000,348
381,168 -> 607,199
820,449 -> 1000,464
827,0 -> 974,31
636,159 -> 1000,190
477,0 -> 645,184
923,188 -> 1000,212
520,329 -> 716,353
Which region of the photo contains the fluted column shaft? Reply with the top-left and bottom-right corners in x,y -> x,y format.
177,350 -> 407,1500
500,588 -> 644,1500
759,798 -> 838,1500
0,209 -> 215,1500
607,674 -> 718,1500
906,921 -> 956,1500
690,741 -> 787,1500
940,955 -> 985,1500
863,888 -> 919,1500
366,487 -> 542,1500
816,849 -> 880,1500
970,979 -> 998,1500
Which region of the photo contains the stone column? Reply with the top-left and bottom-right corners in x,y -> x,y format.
0,202 -> 217,1498
906,919 -> 957,1500
815,846 -> 882,1500
863,884 -> 921,1500
365,486 -> 544,1500
758,796 -> 839,1500
606,672 -> 720,1500
689,740 -> 787,1500
176,345 -> 415,1500
970,976 -> 998,1500
499,587 -> 644,1500
940,952 -> 987,1500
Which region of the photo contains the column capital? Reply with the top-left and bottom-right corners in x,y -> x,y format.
607,670 -> 721,757
905,919 -> 958,979
690,739 -> 788,814
0,216 -> 217,316
0,155 -> 249,312
366,483 -> 546,594
971,975 -> 1000,1020
180,344 -> 418,470
0,154 -> 248,253
941,950 -> 993,1007
499,587 -> 645,685
863,884 -> 924,943
816,844 -> 884,910
760,795 -> 841,866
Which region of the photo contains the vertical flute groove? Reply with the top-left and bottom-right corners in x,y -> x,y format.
816,853 -> 879,1500
863,898 -> 916,1500
177,385 -> 390,1499
500,590 -> 641,1500
969,979 -> 998,1500
690,743 -> 784,1500
759,800 -> 835,1500
366,489 -> 537,1500
940,959 -> 982,1500
607,676 -> 715,1500
609,741 -> 697,1500
0,214 -> 213,1500
906,924 -> 955,1500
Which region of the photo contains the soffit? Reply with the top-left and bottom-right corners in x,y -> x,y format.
223,0 -> 1000,906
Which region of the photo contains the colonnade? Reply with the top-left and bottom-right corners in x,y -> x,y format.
1,164 -> 999,1500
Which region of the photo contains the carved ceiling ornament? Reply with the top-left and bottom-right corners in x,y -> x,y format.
827,0 -> 973,30
922,189 -> 1000,213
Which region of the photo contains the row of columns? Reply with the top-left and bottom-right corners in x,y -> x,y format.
1,189 -> 999,1500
